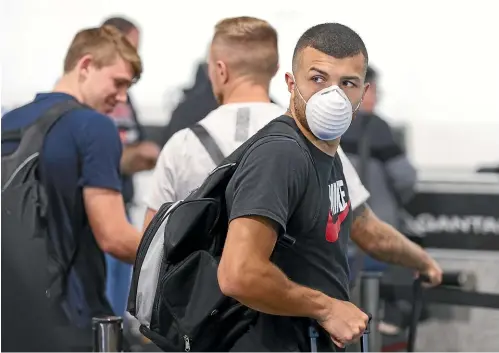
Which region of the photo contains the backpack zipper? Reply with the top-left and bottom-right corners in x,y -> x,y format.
208,162 -> 236,176
183,335 -> 191,352
2,152 -> 39,192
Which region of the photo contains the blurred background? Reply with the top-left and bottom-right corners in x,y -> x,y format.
2,0 -> 498,170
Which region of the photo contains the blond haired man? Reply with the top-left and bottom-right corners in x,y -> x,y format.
2,25 -> 143,335
143,16 -> 284,227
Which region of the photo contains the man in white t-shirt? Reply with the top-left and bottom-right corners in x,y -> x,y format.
143,17 -> 442,291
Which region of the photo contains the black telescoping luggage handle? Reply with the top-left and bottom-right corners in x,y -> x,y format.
360,313 -> 372,353
407,275 -> 426,352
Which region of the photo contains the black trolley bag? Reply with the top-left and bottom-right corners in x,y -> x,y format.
127,116 -> 316,352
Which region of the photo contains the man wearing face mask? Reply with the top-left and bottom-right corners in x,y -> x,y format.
217,23 -> 441,352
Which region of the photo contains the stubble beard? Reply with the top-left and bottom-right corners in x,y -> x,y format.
292,91 -> 311,132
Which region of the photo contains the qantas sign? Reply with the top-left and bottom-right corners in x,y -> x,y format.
404,213 -> 499,236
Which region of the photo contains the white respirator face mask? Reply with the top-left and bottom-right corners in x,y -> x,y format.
295,78 -> 362,141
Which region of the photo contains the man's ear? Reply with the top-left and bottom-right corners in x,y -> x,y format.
284,72 -> 295,94
76,54 -> 93,80
216,60 -> 229,85
362,82 -> 370,101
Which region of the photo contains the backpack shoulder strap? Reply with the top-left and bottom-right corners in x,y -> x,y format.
222,116 -> 316,168
2,100 -> 84,162
265,118 -> 317,167
2,100 -> 85,190
1,130 -> 23,143
190,123 -> 225,165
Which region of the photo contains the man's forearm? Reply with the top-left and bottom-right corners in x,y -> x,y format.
120,145 -> 140,175
104,222 -> 141,264
121,144 -> 156,175
351,205 -> 432,271
115,225 -> 141,264
219,259 -> 330,321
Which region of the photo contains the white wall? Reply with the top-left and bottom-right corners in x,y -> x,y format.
1,0 -> 498,169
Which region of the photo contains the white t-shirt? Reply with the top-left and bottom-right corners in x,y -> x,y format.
144,102 -> 369,211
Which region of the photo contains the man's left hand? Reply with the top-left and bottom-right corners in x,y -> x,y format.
418,259 -> 443,287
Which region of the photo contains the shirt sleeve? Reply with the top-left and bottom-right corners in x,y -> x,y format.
226,138 -> 310,234
76,109 -> 122,192
337,146 -> 370,210
143,131 -> 184,211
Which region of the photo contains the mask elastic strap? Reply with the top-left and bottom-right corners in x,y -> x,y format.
292,74 -> 307,104
353,99 -> 363,113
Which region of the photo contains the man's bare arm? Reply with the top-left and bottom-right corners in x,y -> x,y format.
350,204 -> 438,273
84,187 -> 141,263
218,215 -> 370,346
218,215 -> 331,320
121,142 -> 160,175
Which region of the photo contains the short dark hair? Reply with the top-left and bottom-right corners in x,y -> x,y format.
365,66 -> 377,83
102,16 -> 138,35
292,23 -> 368,72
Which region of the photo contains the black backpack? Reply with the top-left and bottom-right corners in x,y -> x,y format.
1,100 -> 84,315
127,116 -> 313,352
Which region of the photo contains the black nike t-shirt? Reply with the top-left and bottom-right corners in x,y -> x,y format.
225,116 -> 352,352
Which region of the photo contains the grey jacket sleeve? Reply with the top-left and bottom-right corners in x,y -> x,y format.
368,116 -> 417,205
340,113 -> 418,206
384,154 -> 417,204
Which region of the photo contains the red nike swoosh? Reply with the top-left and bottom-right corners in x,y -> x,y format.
325,201 -> 351,243
334,200 -> 351,226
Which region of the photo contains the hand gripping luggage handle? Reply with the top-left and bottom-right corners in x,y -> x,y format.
419,272 -> 468,288
309,313 -> 371,352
